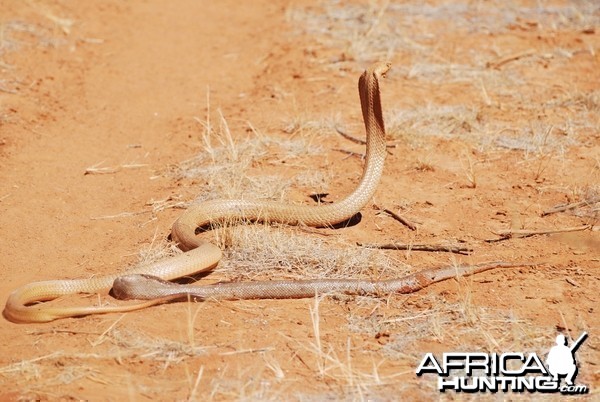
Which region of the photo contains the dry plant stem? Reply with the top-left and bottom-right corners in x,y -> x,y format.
565,277 -> 580,287
84,162 -> 148,175
487,224 -> 592,242
487,49 -> 536,69
541,197 -> 600,216
333,148 -> 365,159
335,127 -> 396,148
336,127 -> 366,145
112,261 -> 527,302
374,204 -> 417,230
358,242 -> 472,255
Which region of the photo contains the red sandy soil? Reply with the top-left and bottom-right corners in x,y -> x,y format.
0,0 -> 598,400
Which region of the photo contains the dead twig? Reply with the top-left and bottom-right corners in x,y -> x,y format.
565,278 -> 580,287
374,204 -> 417,231
335,127 -> 396,148
333,148 -> 364,160
541,197 -> 600,216
486,224 -> 592,242
358,242 -> 472,255
27,329 -> 103,336
486,49 -> 536,69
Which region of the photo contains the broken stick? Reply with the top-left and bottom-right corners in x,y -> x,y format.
374,204 -> 417,231
486,224 -> 592,242
541,197 -> 600,216
359,242 -> 473,255
335,127 -> 396,149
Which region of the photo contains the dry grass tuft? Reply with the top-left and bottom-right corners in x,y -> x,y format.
169,109 -> 325,203
278,296 -> 411,400
136,228 -> 182,264
105,328 -> 212,365
559,90 -> 600,112
216,225 -> 404,281
385,105 -> 481,143
494,122 -> 579,156
282,113 -> 343,137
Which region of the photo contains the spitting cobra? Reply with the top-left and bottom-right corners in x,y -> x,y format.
2,62 -> 392,323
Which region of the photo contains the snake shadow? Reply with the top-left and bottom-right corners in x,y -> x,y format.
307,193 -> 363,229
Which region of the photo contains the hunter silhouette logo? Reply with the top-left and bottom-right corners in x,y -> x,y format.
416,332 -> 589,394
546,332 -> 587,386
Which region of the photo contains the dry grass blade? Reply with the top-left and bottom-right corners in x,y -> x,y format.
90,210 -> 149,220
84,161 -> 148,175
486,49 -> 536,69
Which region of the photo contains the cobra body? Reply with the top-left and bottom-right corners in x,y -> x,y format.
3,62 -> 391,323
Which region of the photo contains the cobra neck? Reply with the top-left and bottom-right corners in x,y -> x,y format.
325,69 -> 387,222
